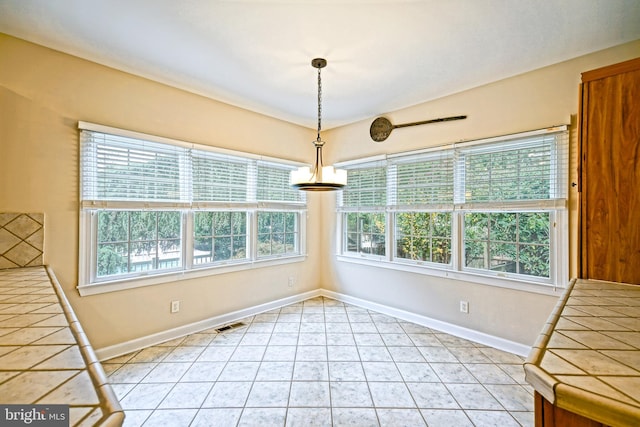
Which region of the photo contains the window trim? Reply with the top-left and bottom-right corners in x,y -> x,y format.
336,126 -> 569,290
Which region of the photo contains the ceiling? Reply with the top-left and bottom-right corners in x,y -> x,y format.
1,1 -> 639,130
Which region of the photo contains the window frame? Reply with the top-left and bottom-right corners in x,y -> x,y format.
336,126 -> 569,293
77,122 -> 307,296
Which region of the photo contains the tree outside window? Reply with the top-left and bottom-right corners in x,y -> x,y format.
257,211 -> 298,257
464,212 -> 550,278
194,211 -> 247,265
344,212 -> 386,256
97,210 -> 182,277
396,212 -> 451,264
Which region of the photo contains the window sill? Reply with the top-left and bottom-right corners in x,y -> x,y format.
336,255 -> 564,296
77,254 -> 307,296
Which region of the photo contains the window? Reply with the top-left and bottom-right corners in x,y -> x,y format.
79,122 -> 306,292
463,212 -> 550,277
337,126 -> 568,288
396,212 -> 452,264
257,211 -> 299,257
193,211 -> 247,265
97,210 -> 183,277
344,212 -> 386,256
340,163 -> 387,257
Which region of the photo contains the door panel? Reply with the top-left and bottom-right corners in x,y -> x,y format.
580,58 -> 640,284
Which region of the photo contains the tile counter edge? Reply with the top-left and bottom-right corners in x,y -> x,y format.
524,278 -> 640,427
46,266 -> 125,426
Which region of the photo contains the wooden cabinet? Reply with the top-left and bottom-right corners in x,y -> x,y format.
535,393 -> 608,427
579,57 -> 640,284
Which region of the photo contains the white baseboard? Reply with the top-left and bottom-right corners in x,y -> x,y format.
94,289 -> 321,361
320,289 -> 531,357
95,287 -> 530,361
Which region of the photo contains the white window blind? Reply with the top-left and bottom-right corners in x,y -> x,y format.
80,130 -> 190,204
455,131 -> 568,205
192,150 -> 248,202
391,152 -> 454,208
341,164 -> 387,209
257,161 -> 305,203
80,126 -> 306,208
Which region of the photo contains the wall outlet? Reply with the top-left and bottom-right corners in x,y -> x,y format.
171,300 -> 180,313
288,276 -> 295,288
459,300 -> 469,314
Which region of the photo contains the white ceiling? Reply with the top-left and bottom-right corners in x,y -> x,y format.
1,0 -> 639,129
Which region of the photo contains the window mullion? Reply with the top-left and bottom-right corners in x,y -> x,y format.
451,211 -> 462,271
250,211 -> 257,261
184,211 -> 194,270
386,210 -> 393,262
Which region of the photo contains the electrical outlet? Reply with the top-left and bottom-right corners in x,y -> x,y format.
288,276 -> 295,288
171,300 -> 180,313
459,300 -> 469,314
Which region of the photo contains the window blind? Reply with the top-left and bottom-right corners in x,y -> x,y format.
192,150 -> 248,202
80,126 -> 306,208
256,161 -> 305,203
455,131 -> 568,204
80,130 -> 190,204
341,164 -> 387,209
390,151 -> 454,208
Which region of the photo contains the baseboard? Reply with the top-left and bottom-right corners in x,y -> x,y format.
95,287 -> 530,361
320,289 -> 531,357
94,289 -> 322,361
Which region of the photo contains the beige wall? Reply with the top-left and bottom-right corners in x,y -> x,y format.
322,40 -> 640,346
0,34 -> 322,349
2,32 -> 638,350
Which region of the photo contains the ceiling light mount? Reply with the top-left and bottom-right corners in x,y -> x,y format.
290,58 -> 347,191
311,58 -> 327,69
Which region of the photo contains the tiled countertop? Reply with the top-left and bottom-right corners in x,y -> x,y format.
0,266 -> 124,426
525,278 -> 640,427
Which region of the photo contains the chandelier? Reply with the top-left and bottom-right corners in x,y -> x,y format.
290,58 -> 347,191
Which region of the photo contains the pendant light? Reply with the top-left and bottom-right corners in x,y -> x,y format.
290,58 -> 347,191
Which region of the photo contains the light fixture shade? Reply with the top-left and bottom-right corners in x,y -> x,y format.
290,164 -> 347,191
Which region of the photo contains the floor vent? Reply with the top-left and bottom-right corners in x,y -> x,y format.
215,322 -> 246,333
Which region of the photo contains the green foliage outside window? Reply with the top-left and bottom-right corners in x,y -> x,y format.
97,210 -> 182,277
395,212 -> 451,264
464,212 -> 550,277
257,211 -> 298,257
194,211 -> 247,264
345,212 -> 386,256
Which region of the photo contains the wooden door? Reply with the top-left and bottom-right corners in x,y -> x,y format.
579,57 -> 640,284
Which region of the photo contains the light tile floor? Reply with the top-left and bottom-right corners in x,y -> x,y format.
104,297 -> 534,426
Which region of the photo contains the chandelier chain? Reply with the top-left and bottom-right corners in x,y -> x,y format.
317,66 -> 322,141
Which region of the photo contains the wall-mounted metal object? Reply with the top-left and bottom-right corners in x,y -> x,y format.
370,115 -> 467,142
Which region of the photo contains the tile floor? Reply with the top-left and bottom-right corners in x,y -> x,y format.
104,297 -> 534,426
